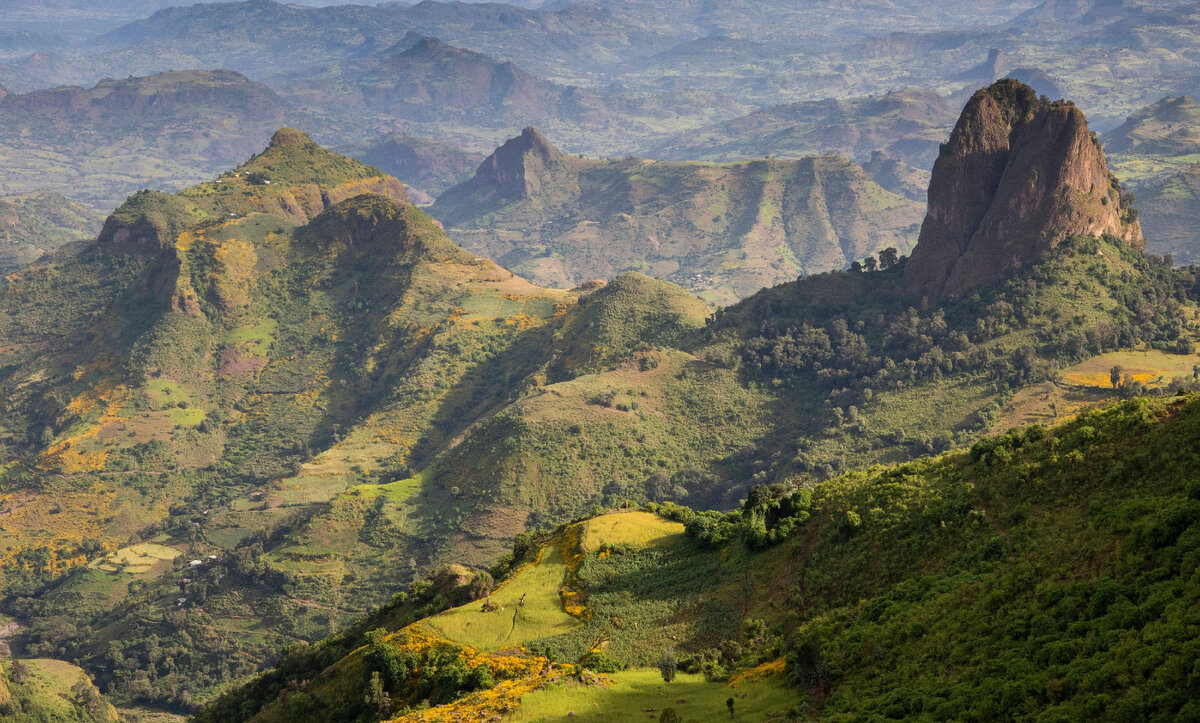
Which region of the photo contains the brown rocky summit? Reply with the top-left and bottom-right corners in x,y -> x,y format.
904,79 -> 1142,301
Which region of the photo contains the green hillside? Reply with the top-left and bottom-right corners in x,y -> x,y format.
0,656 -> 118,722
3,128 -> 1199,715
0,191 -> 105,273
432,129 -> 924,305
198,392 -> 1200,722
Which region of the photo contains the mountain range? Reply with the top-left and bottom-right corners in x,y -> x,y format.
431,128 -> 924,304
0,69 -> 290,209
2,82 -> 1199,721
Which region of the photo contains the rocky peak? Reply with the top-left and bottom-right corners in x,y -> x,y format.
469,127 -> 563,201
401,34 -> 462,60
904,79 -> 1142,301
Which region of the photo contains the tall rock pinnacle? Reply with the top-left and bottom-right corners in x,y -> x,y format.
904,79 -> 1142,301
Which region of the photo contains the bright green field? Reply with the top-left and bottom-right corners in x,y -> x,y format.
346,467 -> 431,502
509,668 -> 794,722
421,543 -> 581,650
579,511 -> 684,552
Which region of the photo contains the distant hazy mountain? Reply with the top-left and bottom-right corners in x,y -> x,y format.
432,128 -> 924,303
1102,95 -> 1200,264
1138,164 -> 1200,264
340,131 -> 485,199
282,34 -> 743,155
0,69 -> 292,208
651,89 -> 957,172
34,0 -> 672,88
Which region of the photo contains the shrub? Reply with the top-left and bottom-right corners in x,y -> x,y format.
658,648 -> 677,682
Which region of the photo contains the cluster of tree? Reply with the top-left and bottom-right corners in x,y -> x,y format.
848,247 -> 901,273
654,479 -> 813,550
778,396 -> 1200,719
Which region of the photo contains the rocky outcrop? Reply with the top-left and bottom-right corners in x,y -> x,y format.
904,79 -> 1142,301
97,190 -> 196,249
437,127 -> 562,219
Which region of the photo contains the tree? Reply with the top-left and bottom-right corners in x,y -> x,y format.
365,671 -> 391,720
1110,365 -> 1124,389
864,256 -> 878,272
849,260 -> 863,273
658,648 -> 677,683
879,247 -> 900,269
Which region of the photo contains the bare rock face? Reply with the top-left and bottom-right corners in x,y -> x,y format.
467,126 -> 562,202
904,79 -> 1142,301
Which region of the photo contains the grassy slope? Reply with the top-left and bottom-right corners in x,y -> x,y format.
1,657 -> 118,722
237,508 -> 796,723
4,135 -> 1198,712
213,392 -> 1200,722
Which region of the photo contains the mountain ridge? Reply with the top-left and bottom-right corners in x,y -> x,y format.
433,128 -> 924,304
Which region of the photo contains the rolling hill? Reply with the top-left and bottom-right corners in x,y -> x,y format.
1136,163 -> 1200,264
199,392 -> 1200,722
1103,95 -> 1200,187
0,191 -> 105,273
431,128 -> 925,304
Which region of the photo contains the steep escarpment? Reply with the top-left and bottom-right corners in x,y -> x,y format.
904,79 -> 1142,301
433,129 -> 923,304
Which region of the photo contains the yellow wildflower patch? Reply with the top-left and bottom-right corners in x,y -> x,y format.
1062,371 -> 1158,388
40,383 -> 128,473
381,628 -> 579,723
729,657 -> 786,688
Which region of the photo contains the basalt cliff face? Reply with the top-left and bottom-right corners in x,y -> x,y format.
905,79 -> 1142,301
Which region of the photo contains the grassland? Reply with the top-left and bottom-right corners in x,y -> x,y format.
421,543 -> 581,650
2,657 -> 118,722
579,511 -> 683,552
996,347 -> 1200,431
511,667 -> 793,722
89,542 -> 181,574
